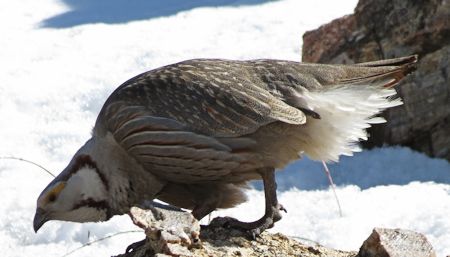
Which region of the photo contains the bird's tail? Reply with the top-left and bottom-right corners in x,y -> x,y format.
291,55 -> 418,162
341,55 -> 418,88
355,55 -> 418,68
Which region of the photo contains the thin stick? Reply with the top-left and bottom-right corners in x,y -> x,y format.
289,234 -> 321,246
0,156 -> 56,177
61,230 -> 142,257
321,161 -> 343,217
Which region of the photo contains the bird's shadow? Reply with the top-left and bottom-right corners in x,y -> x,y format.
252,147 -> 450,191
41,0 -> 276,28
199,224 -> 255,246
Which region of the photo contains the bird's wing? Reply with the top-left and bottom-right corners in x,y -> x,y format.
98,59 -> 307,138
104,104 -> 254,182
94,59 -> 309,182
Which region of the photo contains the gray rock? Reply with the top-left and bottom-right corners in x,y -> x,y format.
357,228 -> 436,257
116,201 -> 200,257
115,204 -> 358,257
115,204 -> 437,257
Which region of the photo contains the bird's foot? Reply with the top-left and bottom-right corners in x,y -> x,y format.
209,203 -> 286,239
125,238 -> 147,253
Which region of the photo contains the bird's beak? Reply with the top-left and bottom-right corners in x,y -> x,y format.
33,207 -> 49,233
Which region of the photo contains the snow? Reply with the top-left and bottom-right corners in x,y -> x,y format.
217,182 -> 450,252
0,0 -> 449,256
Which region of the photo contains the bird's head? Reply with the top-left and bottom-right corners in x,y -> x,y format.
33,138 -> 112,232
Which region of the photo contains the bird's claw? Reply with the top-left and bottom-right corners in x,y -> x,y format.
278,204 -> 287,213
125,238 -> 146,253
272,203 -> 287,222
207,202 -> 287,240
248,228 -> 261,240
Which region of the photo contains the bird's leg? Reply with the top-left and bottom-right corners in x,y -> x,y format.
193,203 -> 216,231
211,168 -> 286,238
192,202 -> 216,221
125,238 -> 147,253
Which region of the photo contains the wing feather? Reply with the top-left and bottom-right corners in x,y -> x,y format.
114,115 -> 186,142
128,144 -> 238,162
121,131 -> 231,151
92,59 -> 314,182
124,133 -> 243,182
99,104 -> 254,182
96,59 -> 307,138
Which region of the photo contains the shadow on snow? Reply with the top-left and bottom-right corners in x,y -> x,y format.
252,146 -> 450,191
41,0 -> 276,28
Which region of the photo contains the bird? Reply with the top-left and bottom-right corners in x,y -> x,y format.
34,55 -> 417,237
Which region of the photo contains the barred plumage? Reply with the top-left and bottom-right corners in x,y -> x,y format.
34,55 -> 417,236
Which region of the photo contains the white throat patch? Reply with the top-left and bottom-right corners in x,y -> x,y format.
67,165 -> 108,201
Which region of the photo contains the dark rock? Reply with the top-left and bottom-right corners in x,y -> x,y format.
302,0 -> 450,160
357,228 -> 436,257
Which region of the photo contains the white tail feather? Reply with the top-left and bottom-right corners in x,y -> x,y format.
298,85 -> 402,162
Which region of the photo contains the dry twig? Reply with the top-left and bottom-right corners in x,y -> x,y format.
61,230 -> 141,257
0,156 -> 55,177
321,161 -> 343,217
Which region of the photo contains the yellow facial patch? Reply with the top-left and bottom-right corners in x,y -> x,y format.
41,182 -> 66,205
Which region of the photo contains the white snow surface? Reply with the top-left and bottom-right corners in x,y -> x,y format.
1,0 -> 449,256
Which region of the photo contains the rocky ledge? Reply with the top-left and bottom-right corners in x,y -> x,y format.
114,203 -> 437,257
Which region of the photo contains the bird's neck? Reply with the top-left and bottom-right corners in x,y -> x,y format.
90,133 -> 167,216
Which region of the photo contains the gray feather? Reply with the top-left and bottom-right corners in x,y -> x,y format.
92,56 -> 417,184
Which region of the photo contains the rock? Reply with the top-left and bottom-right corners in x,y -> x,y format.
113,205 -> 437,257
114,203 -> 357,257
118,221 -> 357,257
191,223 -> 356,257
357,228 -> 436,257
116,201 -> 200,257
302,0 -> 450,160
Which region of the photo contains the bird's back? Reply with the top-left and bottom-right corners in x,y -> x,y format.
93,56 -> 417,182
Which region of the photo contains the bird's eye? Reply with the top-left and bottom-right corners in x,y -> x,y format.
48,193 -> 57,202
46,182 -> 66,203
